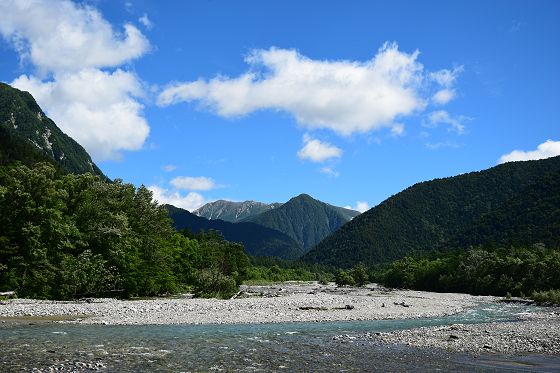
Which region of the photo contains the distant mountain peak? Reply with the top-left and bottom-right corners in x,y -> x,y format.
244,194 -> 360,251
166,204 -> 303,260
194,199 -> 282,223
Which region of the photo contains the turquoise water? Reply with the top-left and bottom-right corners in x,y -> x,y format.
1,303 -> 558,372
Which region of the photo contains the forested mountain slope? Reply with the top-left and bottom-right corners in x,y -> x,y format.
166,205 -> 304,259
243,194 -> 360,251
304,156 -> 560,267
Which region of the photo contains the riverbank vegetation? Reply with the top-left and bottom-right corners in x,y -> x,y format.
377,245 -> 560,300
0,163 -> 248,299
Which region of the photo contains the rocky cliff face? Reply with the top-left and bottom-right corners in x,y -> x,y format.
0,82 -> 105,177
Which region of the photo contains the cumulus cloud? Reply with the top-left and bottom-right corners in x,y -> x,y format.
148,186 -> 206,211
499,140 -> 560,164
13,69 -> 149,160
355,201 -> 370,213
319,166 -> 339,177
344,201 -> 369,213
427,110 -> 466,134
432,89 -> 456,105
297,135 -> 342,163
0,0 -> 149,73
0,0 -> 151,161
170,176 -> 216,191
158,43 -> 463,136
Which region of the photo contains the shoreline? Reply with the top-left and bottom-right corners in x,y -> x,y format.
0,282 -> 492,326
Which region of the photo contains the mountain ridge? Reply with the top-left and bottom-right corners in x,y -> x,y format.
0,82 -> 105,177
194,199 -> 282,223
165,204 -> 304,259
243,193 -> 360,251
304,156 -> 560,267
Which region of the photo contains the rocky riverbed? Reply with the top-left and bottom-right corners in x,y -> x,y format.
0,282 -> 492,325
334,305 -> 560,354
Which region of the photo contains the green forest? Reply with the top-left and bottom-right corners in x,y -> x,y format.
378,245 -> 560,302
305,155 -> 560,267
0,163 -> 248,299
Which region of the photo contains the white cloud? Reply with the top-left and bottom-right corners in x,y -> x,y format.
355,201 -> 370,213
427,110 -> 466,134
391,123 -> 405,137
425,141 -> 462,150
297,134 -> 342,163
432,89 -> 456,105
429,67 -> 462,105
162,164 -> 177,172
158,43 -> 461,136
0,0 -> 149,73
12,69 -> 149,160
170,176 -> 216,191
429,66 -> 463,87
499,140 -> 560,164
139,14 -> 153,30
148,186 -> 206,211
0,0 -> 151,161
345,201 -> 369,213
319,166 -> 339,177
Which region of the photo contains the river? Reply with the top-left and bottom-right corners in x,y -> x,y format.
1,303 -> 559,372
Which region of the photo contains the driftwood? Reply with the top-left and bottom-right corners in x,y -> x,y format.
230,291 -> 242,300
299,306 -> 328,311
0,291 -> 15,297
394,301 -> 410,307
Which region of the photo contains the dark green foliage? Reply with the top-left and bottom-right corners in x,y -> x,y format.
166,204 -> 304,260
193,268 -> 238,299
305,156 -> 560,267
334,269 -> 355,287
350,264 -> 369,287
333,264 -> 369,287
245,256 -> 334,283
243,194 -> 359,251
380,245 -> 560,297
0,163 -> 250,299
0,83 -> 105,178
187,231 -> 249,298
449,170 -> 560,249
532,289 -> 560,306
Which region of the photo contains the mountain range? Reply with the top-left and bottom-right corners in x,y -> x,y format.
169,194 -> 360,258
304,155 -> 560,267
165,204 -> 303,259
242,194 -> 360,250
194,200 -> 282,223
0,82 -> 105,178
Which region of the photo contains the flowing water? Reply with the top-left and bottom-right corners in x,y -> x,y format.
0,303 -> 558,372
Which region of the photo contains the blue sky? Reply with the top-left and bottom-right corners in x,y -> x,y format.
1,0 -> 559,211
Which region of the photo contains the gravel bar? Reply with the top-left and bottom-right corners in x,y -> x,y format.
0,282 -> 492,325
